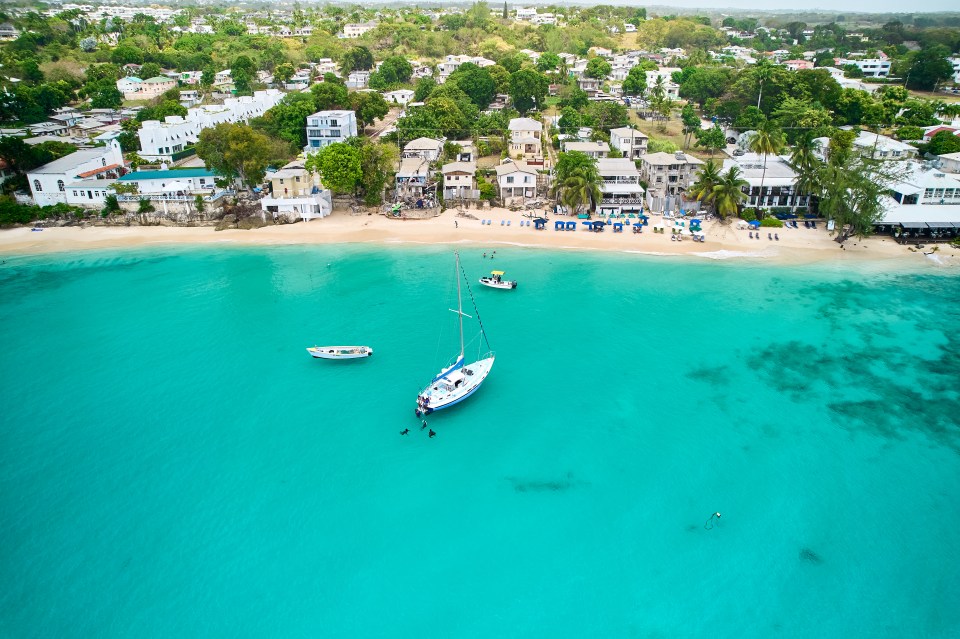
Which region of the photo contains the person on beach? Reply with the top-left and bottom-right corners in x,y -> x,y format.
455,220 -> 458,228
400,429 -> 410,435
483,253 -> 486,259
429,429 -> 436,438
421,420 -> 428,430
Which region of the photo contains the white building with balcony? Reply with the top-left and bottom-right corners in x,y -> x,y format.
138,89 -> 285,162
888,161 -> 960,206
261,160 -> 332,221
495,159 -> 538,204
402,137 -> 444,162
305,110 -> 358,152
721,153 -> 809,211
442,161 -> 478,200
597,158 -> 645,216
508,117 -> 543,161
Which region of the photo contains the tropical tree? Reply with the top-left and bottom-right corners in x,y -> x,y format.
680,104 -> 700,149
305,142 -> 362,195
508,69 -> 549,114
695,125 -> 725,156
622,66 -> 647,98
688,159 -> 723,214
711,166 -> 749,220
558,174 -> 602,216
196,123 -> 290,188
584,57 -> 612,80
550,151 -> 601,215
788,133 -> 822,202
748,121 -> 786,216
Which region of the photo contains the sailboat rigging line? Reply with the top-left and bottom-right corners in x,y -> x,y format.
456,252 -> 492,352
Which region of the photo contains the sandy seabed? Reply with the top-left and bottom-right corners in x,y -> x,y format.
2,206 -> 958,269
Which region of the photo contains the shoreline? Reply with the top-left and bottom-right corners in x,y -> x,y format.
2,206 -> 958,269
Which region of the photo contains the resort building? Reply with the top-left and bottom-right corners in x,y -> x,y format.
721,153 -> 809,211
260,160 -> 332,222
27,139 -> 125,206
402,137 -> 444,162
441,162 -> 479,201
138,90 -> 285,162
495,159 -> 538,205
887,161 -> 960,206
639,151 -> 704,201
508,117 -> 543,161
560,141 -> 609,158
609,127 -> 649,160
305,110 -> 358,152
596,158 -> 645,217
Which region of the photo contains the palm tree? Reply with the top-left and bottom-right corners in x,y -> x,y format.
711,166 -> 749,220
559,174 -> 602,216
788,133 -> 822,211
748,121 -> 785,217
688,159 -> 723,215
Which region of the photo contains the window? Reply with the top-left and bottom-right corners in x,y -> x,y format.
506,176 -> 514,184
58,180 -> 65,192
34,180 -> 42,192
924,189 -> 935,199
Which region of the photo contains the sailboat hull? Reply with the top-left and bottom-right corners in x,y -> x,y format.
417,355 -> 495,415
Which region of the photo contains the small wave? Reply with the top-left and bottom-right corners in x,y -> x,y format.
692,249 -> 769,260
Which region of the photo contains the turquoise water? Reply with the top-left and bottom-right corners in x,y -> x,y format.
1,246 -> 959,638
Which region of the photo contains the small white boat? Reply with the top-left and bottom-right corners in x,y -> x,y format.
307,346 -> 373,360
479,270 -> 517,290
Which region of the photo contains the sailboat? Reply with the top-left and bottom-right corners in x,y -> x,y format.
415,253 -> 495,417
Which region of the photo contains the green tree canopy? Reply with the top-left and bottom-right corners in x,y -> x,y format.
584,57 -> 612,80
341,46 -> 375,72
350,91 -> 390,129
305,142 -> 362,195
196,123 -> 290,188
448,63 -> 496,109
310,81 -> 349,110
509,69 -> 549,114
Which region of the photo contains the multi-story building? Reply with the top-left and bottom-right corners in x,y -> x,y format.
609,127 -> 649,160
639,151 -> 704,201
950,56 -> 960,84
721,153 -> 809,210
596,158 -> 644,217
838,57 -> 891,78
116,77 -> 143,100
261,160 -> 332,221
27,139 -> 125,206
395,157 -> 432,200
495,159 -> 538,204
441,161 -> 478,200
888,161 -> 960,206
137,76 -> 178,100
342,22 -> 377,38
138,90 -> 285,161
305,110 -> 358,152
508,117 -> 543,161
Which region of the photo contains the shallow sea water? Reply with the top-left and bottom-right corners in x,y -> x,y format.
1,245 -> 958,638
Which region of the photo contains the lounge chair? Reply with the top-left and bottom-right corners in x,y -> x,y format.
749,231 -> 753,239
768,233 -> 772,240
775,233 -> 779,241
811,221 -> 817,228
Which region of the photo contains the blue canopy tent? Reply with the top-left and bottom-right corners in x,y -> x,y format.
565,221 -> 577,231
554,220 -> 565,231
748,220 -> 761,229
613,222 -> 624,232
638,214 -> 649,226
535,218 -> 547,230
632,222 -> 643,234
689,218 -> 702,232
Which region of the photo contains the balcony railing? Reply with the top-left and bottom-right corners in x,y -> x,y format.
601,196 -> 644,205
117,190 -> 235,203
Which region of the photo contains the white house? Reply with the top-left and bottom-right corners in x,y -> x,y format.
441,161 -> 478,200
383,89 -> 415,105
346,71 -> 370,89
610,127 -> 649,160
261,160 -> 332,221
721,153 -> 809,210
561,141 -> 609,158
114,167 -> 218,195
508,117 -> 543,161
138,90 -> 285,161
402,137 -> 444,162
395,157 -> 432,199
639,151 -> 704,202
342,22 -> 377,38
305,110 -> 358,152
950,56 -> 960,84
938,151 -> 960,174
495,159 -> 538,204
27,139 -> 125,206
515,8 -> 537,21
597,158 -> 644,216
852,131 -> 918,161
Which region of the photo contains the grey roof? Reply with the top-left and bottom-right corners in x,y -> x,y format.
495,159 -> 537,176
610,127 -> 648,139
404,137 -> 443,151
596,158 -> 640,176
397,157 -> 430,176
641,152 -> 704,167
563,141 -> 610,153
30,149 -> 112,175
508,118 -> 541,131
441,161 -> 476,174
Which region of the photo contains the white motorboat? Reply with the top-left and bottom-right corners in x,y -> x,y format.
479,270 -> 517,290
307,346 -> 373,360
416,253 -> 495,417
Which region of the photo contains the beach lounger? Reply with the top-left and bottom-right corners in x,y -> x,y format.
506,220 -> 511,226
775,233 -> 779,241
811,221 -> 817,228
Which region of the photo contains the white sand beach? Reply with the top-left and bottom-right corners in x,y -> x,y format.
1,206 -> 958,267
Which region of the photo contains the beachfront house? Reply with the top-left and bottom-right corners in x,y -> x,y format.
402,138 -> 444,162
305,110 -> 358,152
441,162 -> 478,201
27,139 -> 126,206
115,168 -> 219,195
597,158 -> 645,217
395,157 -> 432,200
495,159 -> 538,205
260,160 -> 333,222
508,117 -> 543,161
639,151 -> 704,204
721,153 -> 809,211
609,127 -> 649,160
560,141 -> 609,159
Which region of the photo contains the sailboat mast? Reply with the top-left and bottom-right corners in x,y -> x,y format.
456,253 -> 465,359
